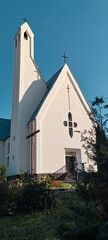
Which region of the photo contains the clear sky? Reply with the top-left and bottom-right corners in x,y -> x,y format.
0,0 -> 108,119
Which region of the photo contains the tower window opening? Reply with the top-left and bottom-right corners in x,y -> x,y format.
15,39 -> 17,47
24,31 -> 28,40
18,34 -> 20,42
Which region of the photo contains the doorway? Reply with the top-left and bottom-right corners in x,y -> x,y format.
66,156 -> 76,172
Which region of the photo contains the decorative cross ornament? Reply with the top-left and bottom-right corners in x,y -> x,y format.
61,52 -> 68,64
63,112 -> 78,138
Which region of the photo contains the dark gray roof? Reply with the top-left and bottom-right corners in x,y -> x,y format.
0,118 -> 11,141
29,66 -> 63,123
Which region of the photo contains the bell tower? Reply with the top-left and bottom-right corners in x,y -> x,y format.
9,22 -> 47,175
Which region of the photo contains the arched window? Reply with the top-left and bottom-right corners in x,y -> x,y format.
69,127 -> 73,138
68,112 -> 72,121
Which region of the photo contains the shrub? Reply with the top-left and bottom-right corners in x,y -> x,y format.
12,178 -> 54,214
97,222 -> 108,240
0,183 -> 11,216
0,164 -> 7,183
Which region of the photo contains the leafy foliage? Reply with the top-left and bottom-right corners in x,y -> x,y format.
52,192 -> 103,240
91,96 -> 108,133
0,174 -> 54,216
0,164 -> 7,183
81,97 -> 108,171
14,178 -> 53,214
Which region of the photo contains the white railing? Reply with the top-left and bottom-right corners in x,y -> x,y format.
54,165 -> 67,179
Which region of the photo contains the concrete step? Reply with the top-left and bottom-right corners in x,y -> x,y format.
56,172 -> 77,182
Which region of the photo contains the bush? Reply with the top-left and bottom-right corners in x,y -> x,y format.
0,174 -> 54,216
0,164 -> 7,183
7,177 -> 54,215
0,183 -> 11,216
14,179 -> 53,213
53,192 -> 103,240
57,218 -> 100,240
97,222 -> 108,240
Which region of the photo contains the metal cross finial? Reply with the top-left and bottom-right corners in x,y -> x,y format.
23,17 -> 28,23
61,52 -> 68,64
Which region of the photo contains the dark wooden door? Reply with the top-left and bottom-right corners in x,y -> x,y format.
66,156 -> 76,172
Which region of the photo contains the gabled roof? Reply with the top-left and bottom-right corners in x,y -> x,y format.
29,63 -> 92,123
46,67 -> 63,89
0,118 -> 11,141
29,66 -> 63,122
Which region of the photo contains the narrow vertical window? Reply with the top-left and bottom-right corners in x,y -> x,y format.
68,112 -> 72,121
15,39 -> 17,47
8,143 -> 10,154
24,31 -> 28,40
7,157 -> 9,166
18,34 -> 20,42
68,112 -> 73,138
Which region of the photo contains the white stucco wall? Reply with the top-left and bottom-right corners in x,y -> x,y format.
0,141 -> 4,164
4,138 -> 10,167
0,138 -> 10,167
9,23 -> 47,176
35,64 -> 94,174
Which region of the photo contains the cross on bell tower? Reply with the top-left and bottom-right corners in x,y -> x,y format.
23,17 -> 28,23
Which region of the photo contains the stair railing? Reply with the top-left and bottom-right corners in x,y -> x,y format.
53,165 -> 67,180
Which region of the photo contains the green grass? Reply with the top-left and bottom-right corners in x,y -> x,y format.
0,213 -> 59,240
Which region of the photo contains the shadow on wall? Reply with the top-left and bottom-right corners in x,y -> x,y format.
15,78 -> 47,174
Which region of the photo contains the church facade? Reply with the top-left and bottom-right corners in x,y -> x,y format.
0,22 -> 96,179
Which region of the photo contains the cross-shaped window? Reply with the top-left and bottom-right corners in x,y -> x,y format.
63,112 -> 78,138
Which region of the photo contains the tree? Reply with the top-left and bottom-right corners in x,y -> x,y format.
81,96 -> 108,172
79,97 -> 108,218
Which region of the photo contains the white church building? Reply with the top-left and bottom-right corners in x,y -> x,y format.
0,22 -> 95,180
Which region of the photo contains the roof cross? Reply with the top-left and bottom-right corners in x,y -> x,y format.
61,52 -> 68,64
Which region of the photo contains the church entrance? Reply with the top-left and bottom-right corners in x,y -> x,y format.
64,149 -> 82,181
66,156 -> 76,172
65,151 -> 78,181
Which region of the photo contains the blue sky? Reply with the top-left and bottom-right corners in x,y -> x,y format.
0,0 -> 108,119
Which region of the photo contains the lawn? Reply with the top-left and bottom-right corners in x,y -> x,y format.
0,213 -> 59,240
